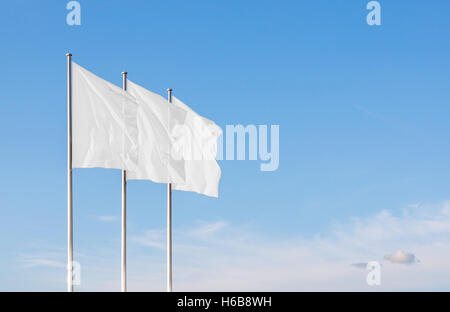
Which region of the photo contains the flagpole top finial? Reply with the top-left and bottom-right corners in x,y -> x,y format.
167,88 -> 173,92
122,72 -> 127,75
66,53 -> 72,57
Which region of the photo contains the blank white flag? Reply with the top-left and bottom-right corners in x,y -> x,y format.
125,80 -> 187,184
125,83 -> 222,197
171,96 -> 222,198
72,62 -> 139,171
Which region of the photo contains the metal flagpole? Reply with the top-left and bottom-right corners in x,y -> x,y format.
121,72 -> 128,292
66,53 -> 73,292
167,88 -> 173,292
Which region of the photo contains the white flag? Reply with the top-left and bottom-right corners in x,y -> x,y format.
125,80 -> 187,184
72,62 -> 138,171
171,96 -> 222,198
125,82 -> 222,197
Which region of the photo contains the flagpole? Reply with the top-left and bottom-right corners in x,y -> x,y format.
121,72 -> 128,292
167,88 -> 173,292
66,53 -> 73,292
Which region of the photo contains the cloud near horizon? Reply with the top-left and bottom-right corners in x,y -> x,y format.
16,201 -> 450,291
384,250 -> 418,265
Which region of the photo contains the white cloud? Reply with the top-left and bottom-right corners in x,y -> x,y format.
22,259 -> 65,269
188,221 -> 228,238
121,203 -> 450,291
384,250 -> 418,265
16,202 -> 450,291
98,216 -> 117,222
130,229 -> 165,249
18,253 -> 66,269
351,262 -> 368,269
353,104 -> 385,121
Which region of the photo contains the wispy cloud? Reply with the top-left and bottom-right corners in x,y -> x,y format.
130,229 -> 165,249
125,202 -> 450,291
18,254 -> 65,269
188,220 -> 228,238
353,104 -> 385,121
351,262 -> 368,269
97,215 -> 117,222
16,202 -> 450,291
384,250 -> 418,265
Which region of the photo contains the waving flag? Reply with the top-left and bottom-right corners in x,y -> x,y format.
125,81 -> 222,197
171,96 -> 222,198
72,63 -> 139,171
125,80 -> 187,184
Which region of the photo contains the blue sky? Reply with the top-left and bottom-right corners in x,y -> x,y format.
0,1 -> 450,291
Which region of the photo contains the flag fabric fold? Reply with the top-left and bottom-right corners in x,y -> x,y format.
72,62 -> 139,171
171,96 -> 222,198
125,80 -> 187,184
125,82 -> 222,197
